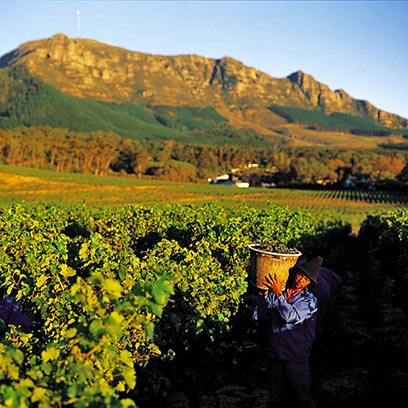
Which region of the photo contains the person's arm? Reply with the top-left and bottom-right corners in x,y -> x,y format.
265,290 -> 317,324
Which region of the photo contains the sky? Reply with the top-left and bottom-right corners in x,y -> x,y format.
1,0 -> 408,119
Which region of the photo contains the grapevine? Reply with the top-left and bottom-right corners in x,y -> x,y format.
0,201 -> 358,405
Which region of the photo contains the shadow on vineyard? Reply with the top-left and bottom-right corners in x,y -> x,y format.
134,223 -> 408,408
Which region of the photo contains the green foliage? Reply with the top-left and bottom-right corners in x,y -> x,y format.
0,66 -> 192,142
0,201 -> 347,404
153,106 -> 227,131
269,104 -> 391,133
380,142 -> 408,150
360,210 -> 408,313
0,203 -> 172,406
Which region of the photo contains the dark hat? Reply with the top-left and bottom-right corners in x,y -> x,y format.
295,256 -> 323,284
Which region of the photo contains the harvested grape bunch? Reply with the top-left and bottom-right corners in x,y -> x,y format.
258,241 -> 298,254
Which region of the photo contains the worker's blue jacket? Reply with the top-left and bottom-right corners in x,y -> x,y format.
254,288 -> 317,362
0,296 -> 32,333
308,266 -> 342,323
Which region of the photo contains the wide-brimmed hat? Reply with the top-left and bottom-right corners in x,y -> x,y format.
294,256 -> 323,284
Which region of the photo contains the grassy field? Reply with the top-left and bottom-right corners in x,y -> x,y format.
1,164 -> 407,230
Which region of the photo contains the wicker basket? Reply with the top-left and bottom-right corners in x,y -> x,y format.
248,244 -> 302,290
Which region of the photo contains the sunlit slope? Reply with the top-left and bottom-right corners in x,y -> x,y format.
0,33 -> 406,147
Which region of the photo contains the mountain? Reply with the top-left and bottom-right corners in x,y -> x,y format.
0,33 -> 407,146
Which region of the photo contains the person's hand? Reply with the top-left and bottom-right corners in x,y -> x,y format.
264,273 -> 285,296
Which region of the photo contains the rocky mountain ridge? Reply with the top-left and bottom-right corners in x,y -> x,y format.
0,33 -> 407,138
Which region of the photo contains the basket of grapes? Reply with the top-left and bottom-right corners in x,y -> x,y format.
248,241 -> 301,290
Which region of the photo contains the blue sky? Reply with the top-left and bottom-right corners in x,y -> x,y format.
1,0 -> 407,119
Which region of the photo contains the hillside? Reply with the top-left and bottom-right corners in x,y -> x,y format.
0,33 -> 407,147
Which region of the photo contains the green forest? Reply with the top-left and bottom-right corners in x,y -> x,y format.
269,104 -> 397,135
1,126 -> 408,186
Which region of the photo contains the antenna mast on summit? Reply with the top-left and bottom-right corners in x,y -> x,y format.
76,10 -> 81,36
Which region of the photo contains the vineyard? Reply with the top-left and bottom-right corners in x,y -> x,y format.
1,164 -> 408,229
1,200 -> 408,407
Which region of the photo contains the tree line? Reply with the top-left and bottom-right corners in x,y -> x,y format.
1,126 -> 408,186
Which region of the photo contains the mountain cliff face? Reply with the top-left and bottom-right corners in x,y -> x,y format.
0,33 -> 407,136
286,71 -> 403,128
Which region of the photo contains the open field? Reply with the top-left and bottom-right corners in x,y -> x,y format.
1,164 -> 407,229
283,124 -> 408,149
